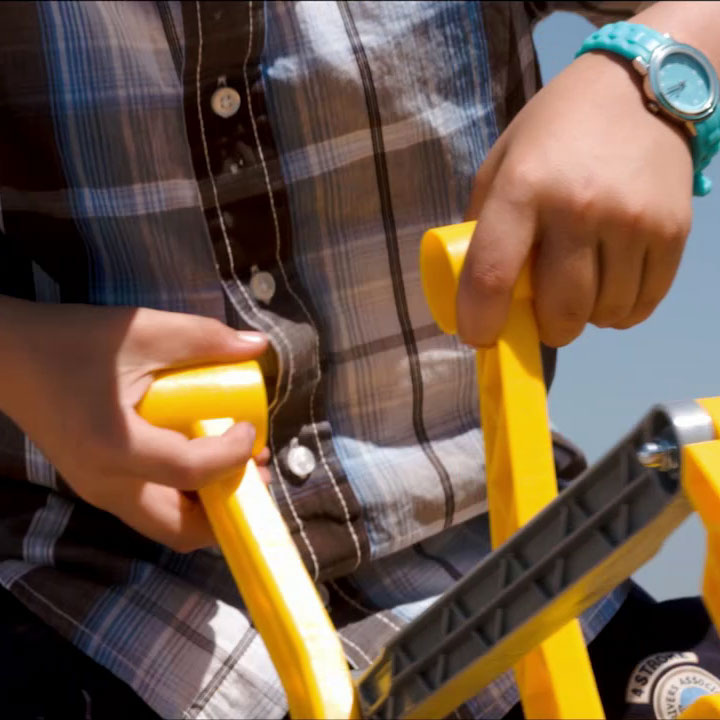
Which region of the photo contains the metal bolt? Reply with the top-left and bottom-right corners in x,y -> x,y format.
637,440 -> 678,472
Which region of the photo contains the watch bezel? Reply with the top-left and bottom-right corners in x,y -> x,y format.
647,42 -> 719,121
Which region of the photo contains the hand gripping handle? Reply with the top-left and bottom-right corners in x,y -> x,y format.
137,361 -> 358,719
420,223 -> 604,719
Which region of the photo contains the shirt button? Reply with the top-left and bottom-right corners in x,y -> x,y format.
211,86 -> 241,118
250,266 -> 276,304
287,438 -> 316,480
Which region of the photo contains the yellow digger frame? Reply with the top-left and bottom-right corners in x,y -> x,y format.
136,222 -> 720,719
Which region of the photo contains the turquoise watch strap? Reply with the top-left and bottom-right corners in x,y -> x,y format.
577,21 -> 718,197
693,113 -> 720,195
575,22 -> 667,64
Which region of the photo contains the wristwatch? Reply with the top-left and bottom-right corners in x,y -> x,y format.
576,22 -> 720,196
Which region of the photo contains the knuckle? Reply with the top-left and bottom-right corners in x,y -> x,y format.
616,199 -> 646,228
172,459 -> 203,490
613,202 -> 691,246
590,197 -> 644,235
177,313 -> 229,342
541,178 -> 602,222
593,303 -> 628,327
539,306 -> 587,348
565,188 -> 600,219
661,212 -> 691,246
466,261 -> 514,299
201,316 -> 230,336
501,161 -> 541,203
555,301 -> 588,328
540,326 -> 578,349
182,316 -> 228,345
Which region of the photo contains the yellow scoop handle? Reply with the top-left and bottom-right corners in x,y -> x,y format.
420,222 -> 604,719
137,361 -> 357,719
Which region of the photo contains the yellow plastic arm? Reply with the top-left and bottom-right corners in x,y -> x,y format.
421,223 -> 604,719
136,362 -> 358,720
684,398 -> 720,687
677,400 -> 720,720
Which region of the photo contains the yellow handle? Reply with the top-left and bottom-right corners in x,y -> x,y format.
137,361 -> 358,720
683,399 -> 720,670
420,221 -> 532,336
420,223 -> 604,719
667,400 -> 720,719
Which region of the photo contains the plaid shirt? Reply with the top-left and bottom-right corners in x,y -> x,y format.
0,2 -> 644,717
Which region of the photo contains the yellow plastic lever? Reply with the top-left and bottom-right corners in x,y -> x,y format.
137,361 -> 358,720
677,397 -> 720,718
685,399 -> 720,662
421,222 -> 604,719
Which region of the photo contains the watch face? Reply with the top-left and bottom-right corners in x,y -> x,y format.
649,44 -> 718,120
659,53 -> 711,112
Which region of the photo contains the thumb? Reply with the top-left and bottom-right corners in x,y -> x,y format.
129,416 -> 258,491
456,190 -> 536,347
150,312 -> 268,369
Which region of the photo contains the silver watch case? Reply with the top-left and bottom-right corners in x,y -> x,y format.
632,40 -> 719,137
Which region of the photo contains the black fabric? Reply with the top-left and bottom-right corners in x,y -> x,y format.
505,583 -> 720,720
0,585 -> 160,719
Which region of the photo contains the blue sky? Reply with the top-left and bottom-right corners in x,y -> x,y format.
533,11 -> 720,600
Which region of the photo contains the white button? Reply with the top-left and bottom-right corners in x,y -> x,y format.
287,438 -> 316,480
211,86 -> 241,118
316,582 -> 330,608
250,268 -> 276,304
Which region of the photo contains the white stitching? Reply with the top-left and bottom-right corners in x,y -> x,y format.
194,0 -> 319,577
243,1 -> 362,570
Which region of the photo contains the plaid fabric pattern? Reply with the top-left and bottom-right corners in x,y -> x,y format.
0,2 -> 642,717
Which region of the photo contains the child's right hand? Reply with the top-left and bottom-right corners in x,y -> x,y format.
0,296 -> 269,552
